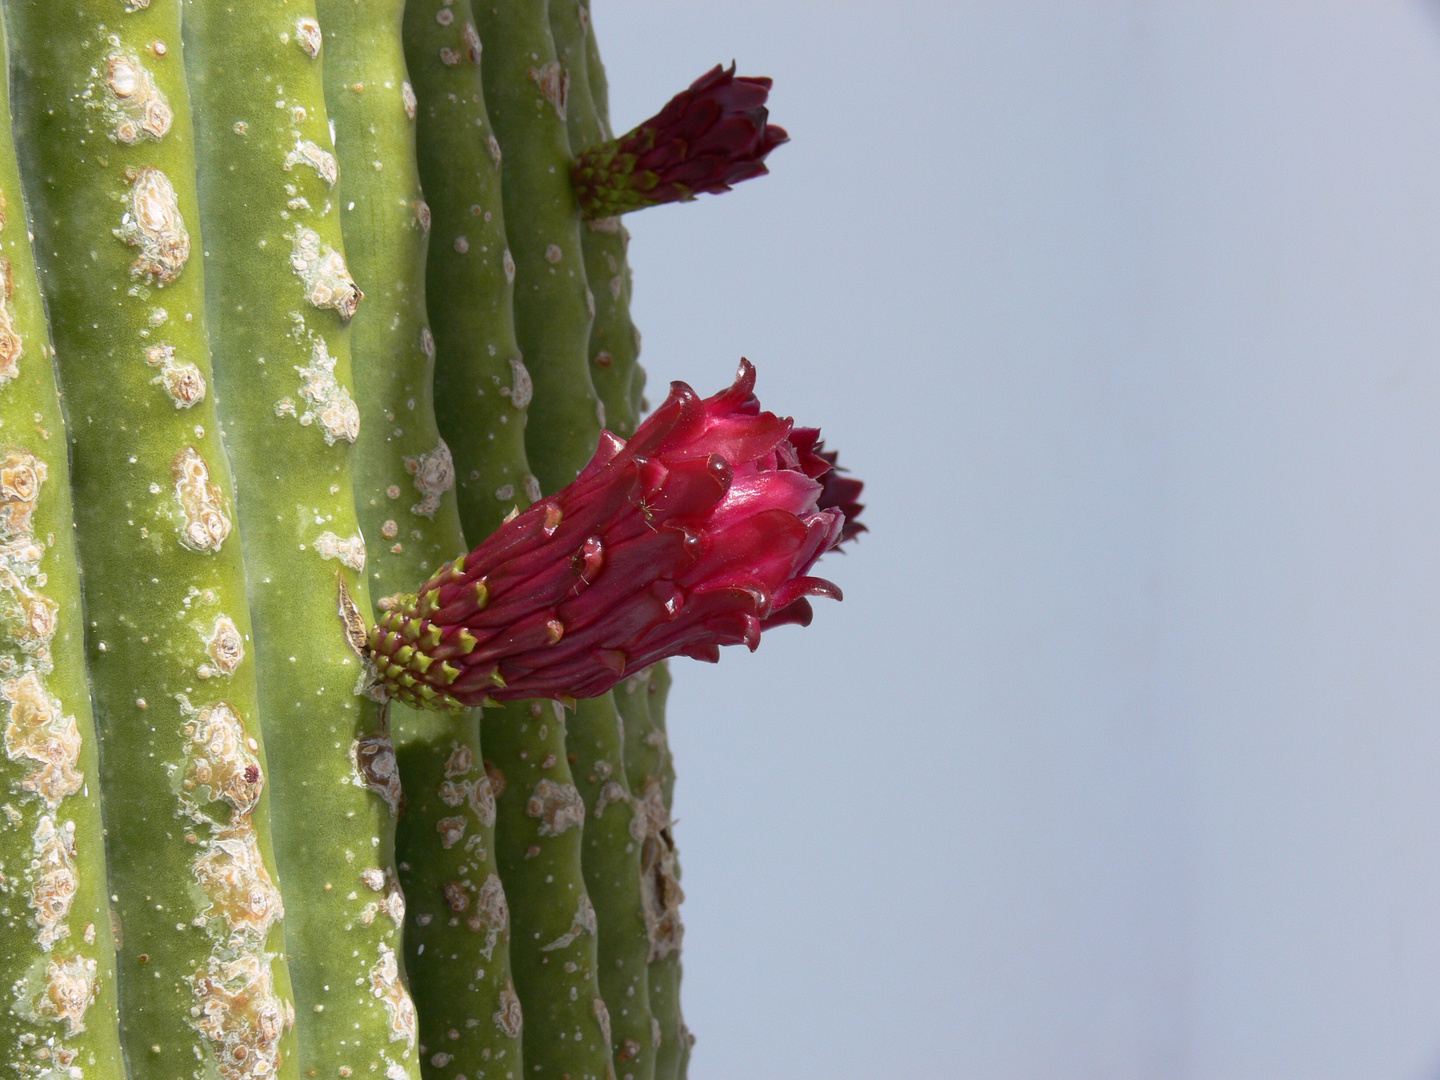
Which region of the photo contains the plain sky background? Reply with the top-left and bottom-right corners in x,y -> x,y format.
587,3 -> 1440,1078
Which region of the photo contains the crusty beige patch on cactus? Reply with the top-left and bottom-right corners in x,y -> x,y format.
591,779 -> 627,819
359,868 -> 406,928
353,732 -> 403,816
527,61 -> 569,120
294,16 -> 322,58
3,671 -> 81,808
401,81 -> 417,120
28,814 -> 77,951
0,448 -> 44,538
145,342 -> 207,408
405,439 -> 454,518
290,227 -> 361,319
494,980 -> 523,1039
369,944 -> 419,1044
526,778 -> 584,837
501,356 -> 532,410
293,337 -> 360,443
100,52 -> 172,144
467,773 -> 497,828
0,256 -> 22,385
315,529 -> 367,572
635,779 -> 685,962
192,950 -> 292,1080
539,894 -> 596,953
284,137 -> 338,188
172,446 -> 231,552
203,615 -> 245,677
469,873 -> 508,959
193,827 -> 285,936
436,815 -> 466,849
30,952 -> 97,1036
183,702 -> 262,815
116,166 -> 189,284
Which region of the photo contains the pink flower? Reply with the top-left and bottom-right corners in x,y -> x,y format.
369,360 -> 847,710
572,63 -> 789,219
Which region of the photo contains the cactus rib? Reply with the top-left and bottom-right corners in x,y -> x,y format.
180,2 -> 420,1074
548,0 -> 643,438
0,13 -> 125,1073
470,0 -> 603,493
318,0 -> 525,1074
8,3 -> 300,1076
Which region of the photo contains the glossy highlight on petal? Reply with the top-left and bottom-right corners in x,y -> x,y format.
368,361 -> 860,710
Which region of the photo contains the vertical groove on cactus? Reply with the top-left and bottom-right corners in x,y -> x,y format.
402,0 -> 537,543
549,0 -> 643,439
470,0 -> 603,493
320,0 -> 525,1075
0,13 -> 125,1071
617,664 -> 688,1080
181,2 -> 419,1075
7,3 -> 301,1076
565,693 -> 658,1080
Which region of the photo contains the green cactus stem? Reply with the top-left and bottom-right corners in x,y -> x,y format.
401,0 -> 536,541
8,3 -> 300,1076
0,15 -> 125,1073
616,665 -> 688,1080
566,694 -> 657,1080
548,0 -> 643,439
318,1 -> 525,1075
481,700 -> 614,1080
181,3 -> 420,1075
470,0 -> 603,493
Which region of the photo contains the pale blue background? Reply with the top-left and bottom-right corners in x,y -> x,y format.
592,3 -> 1440,1077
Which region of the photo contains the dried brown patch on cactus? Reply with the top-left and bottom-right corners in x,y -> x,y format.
526,778 -> 584,837
353,733 -> 403,816
0,448 -> 44,538
636,780 -> 684,962
467,773 -> 497,828
100,52 -> 172,144
183,702 -> 262,815
401,81 -> 417,120
405,439 -> 454,518
539,894 -> 596,953
494,980 -> 522,1039
528,61 -> 569,120
4,673 -> 81,808
172,446 -> 231,552
369,944 -> 418,1044
30,953 -> 97,1036
203,616 -> 245,677
315,530 -> 367,572
290,228 -> 361,319
192,827 -> 285,937
291,337 -> 360,443
294,16 -> 322,58
443,741 -> 473,778
0,256 -> 21,384
28,814 -> 77,949
592,779 -> 627,819
468,873 -> 508,960
436,815 -> 466,849
116,166 -> 189,284
503,357 -> 532,409
192,951 -> 291,1080
336,574 -> 370,658
145,343 -> 207,407
283,138 -> 338,188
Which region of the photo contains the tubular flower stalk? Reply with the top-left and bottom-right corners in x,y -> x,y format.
370,359 -> 846,709
572,63 -> 789,219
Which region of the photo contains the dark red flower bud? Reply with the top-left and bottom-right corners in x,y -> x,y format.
571,63 -> 789,219
789,428 -> 866,547
369,360 -> 847,711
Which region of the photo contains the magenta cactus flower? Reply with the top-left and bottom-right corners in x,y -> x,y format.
369,360 -> 849,710
572,63 -> 789,219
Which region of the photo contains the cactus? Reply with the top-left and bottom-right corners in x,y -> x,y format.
0,6 -> 856,1080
